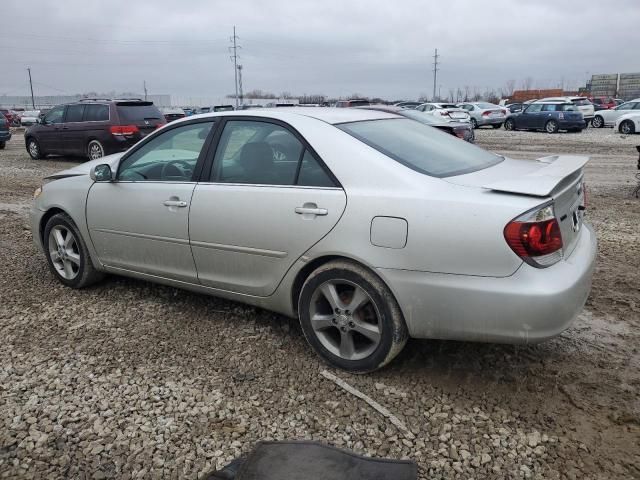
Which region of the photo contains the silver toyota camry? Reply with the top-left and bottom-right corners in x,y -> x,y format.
30,108 -> 597,372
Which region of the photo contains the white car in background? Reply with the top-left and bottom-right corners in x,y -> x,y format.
20,110 -> 41,127
538,97 -> 594,126
592,99 -> 640,128
415,103 -> 470,123
614,112 -> 640,134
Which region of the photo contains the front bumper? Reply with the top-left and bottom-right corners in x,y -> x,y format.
30,206 -> 46,253
379,223 -> 597,344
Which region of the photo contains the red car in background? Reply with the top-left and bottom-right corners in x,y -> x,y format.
590,97 -> 617,111
0,109 -> 16,126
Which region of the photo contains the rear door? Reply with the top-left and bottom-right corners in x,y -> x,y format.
61,104 -> 86,156
189,118 -> 346,296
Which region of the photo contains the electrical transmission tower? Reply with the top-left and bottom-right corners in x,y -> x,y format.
237,64 -> 244,105
229,26 -> 241,109
432,48 -> 439,101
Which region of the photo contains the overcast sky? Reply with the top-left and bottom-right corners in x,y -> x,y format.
2,0 -> 640,100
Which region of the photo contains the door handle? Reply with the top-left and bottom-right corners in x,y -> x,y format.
163,200 -> 188,207
295,206 -> 328,216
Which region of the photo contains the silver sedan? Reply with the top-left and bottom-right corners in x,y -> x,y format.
30,108 -> 597,372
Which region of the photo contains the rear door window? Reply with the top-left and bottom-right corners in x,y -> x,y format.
84,104 -> 109,122
65,104 -> 85,123
338,118 -> 502,178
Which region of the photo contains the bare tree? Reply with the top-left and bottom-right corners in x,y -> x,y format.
456,88 -> 463,103
463,85 -> 470,102
521,77 -> 534,91
504,79 -> 516,96
448,88 -> 455,102
418,93 -> 429,102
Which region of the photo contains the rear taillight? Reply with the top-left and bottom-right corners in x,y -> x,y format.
440,110 -> 450,116
504,204 -> 563,268
110,125 -> 139,136
482,111 -> 491,116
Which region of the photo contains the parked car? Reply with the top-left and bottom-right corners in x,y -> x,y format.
361,105 -> 474,142
20,110 -> 41,126
457,102 -> 506,129
415,103 -> 471,122
591,99 -> 640,128
335,99 -> 370,108
0,112 -> 11,148
0,109 -> 17,126
504,102 -> 585,133
200,105 -> 235,113
590,96 -> 617,111
24,99 -> 165,160
505,103 -> 526,114
393,101 -> 422,109
537,97 -> 594,126
161,107 -> 186,123
614,112 -> 640,134
30,108 -> 596,372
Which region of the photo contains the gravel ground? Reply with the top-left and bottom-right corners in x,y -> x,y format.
1,127 -> 639,479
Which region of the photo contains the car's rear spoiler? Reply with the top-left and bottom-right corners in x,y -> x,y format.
483,155 -> 589,197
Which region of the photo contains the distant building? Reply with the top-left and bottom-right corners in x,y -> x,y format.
587,73 -> 640,100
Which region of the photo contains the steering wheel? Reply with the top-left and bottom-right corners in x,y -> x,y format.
161,160 -> 193,180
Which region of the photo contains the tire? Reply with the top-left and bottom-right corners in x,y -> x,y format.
298,260 -> 408,373
43,213 -> 105,289
504,119 -> 515,131
619,120 -> 635,135
592,116 -> 604,128
0,142 -> 5,149
545,120 -> 559,134
584,119 -> 590,128
87,140 -> 105,160
470,118 -> 478,129
27,137 -> 43,159
492,123 -> 502,129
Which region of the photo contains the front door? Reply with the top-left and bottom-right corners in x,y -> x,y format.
519,104 -> 542,128
60,103 -> 86,156
86,120 -> 215,282
38,105 -> 66,154
190,119 -> 347,296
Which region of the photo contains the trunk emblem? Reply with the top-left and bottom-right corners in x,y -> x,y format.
144,120 -> 149,125
571,210 -> 582,232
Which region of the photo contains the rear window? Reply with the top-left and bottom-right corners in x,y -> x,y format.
348,100 -> 370,107
337,118 -> 502,178
571,98 -> 591,106
475,103 -> 496,109
116,103 -> 162,122
438,104 -> 458,109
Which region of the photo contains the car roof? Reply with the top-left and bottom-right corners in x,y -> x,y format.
189,107 -> 399,125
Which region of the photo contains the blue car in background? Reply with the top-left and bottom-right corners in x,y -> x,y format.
503,101 -> 585,133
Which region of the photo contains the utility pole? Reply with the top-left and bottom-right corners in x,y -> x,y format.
229,26 -> 241,109
432,48 -> 439,102
27,67 -> 35,108
143,80 -> 148,101
237,64 -> 244,105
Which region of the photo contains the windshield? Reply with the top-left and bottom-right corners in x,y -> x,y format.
337,118 -> 501,177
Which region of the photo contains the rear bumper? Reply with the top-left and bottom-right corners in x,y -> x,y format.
378,223 -> 597,344
0,131 -> 11,142
477,117 -> 504,126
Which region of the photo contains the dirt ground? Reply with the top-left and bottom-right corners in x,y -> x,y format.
0,127 -> 639,479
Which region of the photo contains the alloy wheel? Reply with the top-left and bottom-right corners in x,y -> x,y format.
308,280 -> 382,361
48,225 -> 81,280
546,121 -> 558,133
88,141 -> 104,160
592,116 -> 603,128
620,121 -> 634,135
28,140 -> 39,158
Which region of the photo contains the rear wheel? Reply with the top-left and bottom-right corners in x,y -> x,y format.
619,120 -> 635,135
44,213 -> 104,288
0,141 -> 5,149
298,260 -> 408,373
545,120 -> 559,134
592,116 -> 604,128
27,138 -> 43,159
470,118 -> 478,129
504,118 -> 515,131
87,140 -> 105,160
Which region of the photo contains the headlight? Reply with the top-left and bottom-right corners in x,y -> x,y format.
33,186 -> 42,199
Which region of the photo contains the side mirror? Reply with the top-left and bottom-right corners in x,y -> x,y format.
90,164 -> 114,182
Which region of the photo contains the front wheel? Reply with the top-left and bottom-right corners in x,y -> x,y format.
504,119 -> 515,131
619,120 -> 635,135
592,116 -> 604,128
470,118 -> 478,129
87,140 -> 105,160
545,120 -> 559,134
27,138 -> 43,159
298,260 -> 408,373
44,213 -> 104,288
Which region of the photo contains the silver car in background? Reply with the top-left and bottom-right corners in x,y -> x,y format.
30,108 -> 596,372
457,102 -> 506,129
415,102 -> 471,122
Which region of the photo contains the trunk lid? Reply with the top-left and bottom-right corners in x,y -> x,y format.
446,155 -> 588,256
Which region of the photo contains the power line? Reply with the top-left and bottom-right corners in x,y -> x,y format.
229,26 -> 241,109
432,48 -> 439,101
